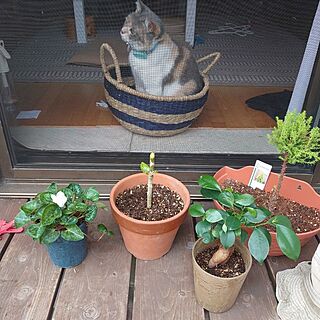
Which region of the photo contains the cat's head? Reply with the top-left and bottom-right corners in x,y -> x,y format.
120,0 -> 164,51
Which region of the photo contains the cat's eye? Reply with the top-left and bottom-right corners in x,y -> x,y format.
129,28 -> 134,35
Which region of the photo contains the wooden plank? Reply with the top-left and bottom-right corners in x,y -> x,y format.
266,236 -> 319,285
0,230 -> 61,319
133,215 -> 205,320
52,204 -> 132,320
210,262 -> 279,320
0,199 -> 26,253
15,83 -> 289,128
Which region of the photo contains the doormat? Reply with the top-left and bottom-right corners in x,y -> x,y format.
245,90 -> 293,120
10,126 -> 277,154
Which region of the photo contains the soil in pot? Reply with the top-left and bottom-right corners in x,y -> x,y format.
196,246 -> 246,278
115,184 -> 184,221
223,179 -> 320,233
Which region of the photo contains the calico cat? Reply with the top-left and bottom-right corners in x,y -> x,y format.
120,0 -> 203,97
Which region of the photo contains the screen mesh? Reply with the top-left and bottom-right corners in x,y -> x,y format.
0,0 -> 318,86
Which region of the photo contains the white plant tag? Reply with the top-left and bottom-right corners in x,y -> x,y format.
248,160 -> 272,190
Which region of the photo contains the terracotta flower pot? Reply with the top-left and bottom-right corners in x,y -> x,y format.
192,238 -> 252,313
110,173 -> 190,260
213,166 -> 320,256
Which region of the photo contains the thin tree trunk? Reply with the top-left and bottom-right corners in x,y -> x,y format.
147,152 -> 155,209
147,174 -> 153,208
268,153 -> 288,211
209,243 -> 234,268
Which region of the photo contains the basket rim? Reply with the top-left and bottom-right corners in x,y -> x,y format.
104,63 -> 210,102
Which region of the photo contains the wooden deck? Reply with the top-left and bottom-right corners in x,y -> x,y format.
0,198 -> 318,320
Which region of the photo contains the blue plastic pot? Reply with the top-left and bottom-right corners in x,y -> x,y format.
46,223 -> 88,268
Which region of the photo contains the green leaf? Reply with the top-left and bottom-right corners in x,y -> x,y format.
202,232 -> 214,244
222,223 -> 228,233
258,227 -> 271,246
276,224 -> 301,261
234,193 -> 255,206
98,224 -> 108,233
269,215 -> 292,228
64,203 -> 76,215
195,220 -> 212,237
21,200 -> 40,215
200,188 -> 220,200
37,192 -> 54,204
61,225 -> 85,241
67,183 -> 82,196
211,223 -> 222,238
247,207 -> 257,217
47,183 -> 58,193
220,230 -> 235,248
60,215 -> 78,225
140,162 -> 150,174
225,216 -> 241,230
85,205 -> 97,222
217,191 -> 234,208
97,224 -> 113,236
244,208 -> 269,224
83,187 -> 99,202
198,175 -> 221,192
248,228 -> 270,263
41,204 -> 62,226
75,202 -> 87,212
14,210 -> 31,228
41,229 -> 60,244
240,229 -> 248,243
257,207 -> 272,217
96,202 -> 107,209
189,203 -> 206,217
26,224 -> 45,240
205,209 -> 223,223
235,228 -> 242,237
61,187 -> 73,199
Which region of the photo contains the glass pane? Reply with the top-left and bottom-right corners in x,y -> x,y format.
0,0 -> 319,165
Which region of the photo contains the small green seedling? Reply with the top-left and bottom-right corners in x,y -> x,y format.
190,175 -> 300,267
140,152 -> 157,209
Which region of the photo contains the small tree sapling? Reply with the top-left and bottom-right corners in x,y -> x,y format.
190,175 -> 300,267
268,111 -> 320,210
140,152 -> 156,209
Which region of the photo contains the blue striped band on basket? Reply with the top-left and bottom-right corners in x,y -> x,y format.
104,78 -> 208,134
104,78 -> 208,115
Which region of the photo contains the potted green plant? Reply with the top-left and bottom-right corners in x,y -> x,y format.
213,111 -> 320,255
14,183 -> 113,268
109,152 -> 190,260
190,175 -> 300,313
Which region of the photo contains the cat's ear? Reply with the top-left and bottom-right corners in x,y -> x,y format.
135,0 -> 146,13
145,18 -> 161,36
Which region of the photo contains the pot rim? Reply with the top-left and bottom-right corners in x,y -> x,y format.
110,172 -> 191,226
192,238 -> 253,281
214,165 -> 320,237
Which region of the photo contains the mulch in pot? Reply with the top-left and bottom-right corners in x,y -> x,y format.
196,246 -> 246,278
115,184 -> 184,221
223,179 -> 320,233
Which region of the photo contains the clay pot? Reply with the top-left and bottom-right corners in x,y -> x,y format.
192,238 -> 252,313
109,173 -> 190,260
214,166 -> 320,256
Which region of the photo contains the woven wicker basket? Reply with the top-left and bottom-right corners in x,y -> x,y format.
100,43 -> 220,136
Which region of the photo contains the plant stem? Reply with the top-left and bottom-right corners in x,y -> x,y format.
268,153 -> 288,211
147,152 -> 155,209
